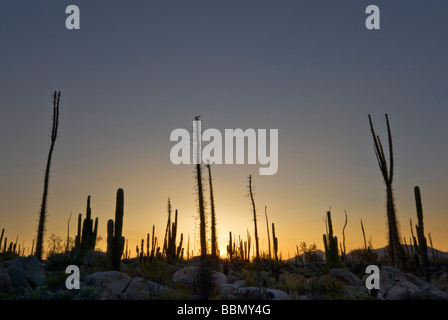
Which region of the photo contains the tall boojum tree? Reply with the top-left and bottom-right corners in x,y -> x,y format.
35,91 -> 61,261
368,114 -> 404,269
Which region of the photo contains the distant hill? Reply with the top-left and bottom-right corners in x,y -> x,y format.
366,245 -> 448,260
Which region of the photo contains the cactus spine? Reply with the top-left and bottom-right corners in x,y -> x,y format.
107,188 -> 125,271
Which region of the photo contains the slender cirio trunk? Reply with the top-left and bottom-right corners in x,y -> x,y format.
207,164 -> 218,258
35,91 -> 61,261
248,175 -> 259,262
368,114 -> 404,269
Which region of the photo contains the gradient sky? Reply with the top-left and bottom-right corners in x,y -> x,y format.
0,1 -> 447,258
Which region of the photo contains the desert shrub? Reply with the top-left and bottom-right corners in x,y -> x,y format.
46,270 -> 69,290
46,252 -> 80,271
304,276 -> 345,300
347,249 -> 378,278
276,272 -> 306,294
74,285 -> 98,300
137,259 -> 179,285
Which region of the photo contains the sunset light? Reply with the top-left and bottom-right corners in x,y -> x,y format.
1,1 -> 447,307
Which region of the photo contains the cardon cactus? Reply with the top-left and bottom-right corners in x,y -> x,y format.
227,231 -> 235,260
74,196 -> 98,251
414,186 -> 430,282
107,188 -> 125,271
323,210 -> 339,268
272,223 -> 278,262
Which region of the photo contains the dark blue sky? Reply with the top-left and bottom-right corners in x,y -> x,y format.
1,1 -> 447,255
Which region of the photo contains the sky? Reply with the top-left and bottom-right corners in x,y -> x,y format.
0,1 -> 447,259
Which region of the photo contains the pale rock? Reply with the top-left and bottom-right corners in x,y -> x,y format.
0,255 -> 46,292
84,271 -> 131,300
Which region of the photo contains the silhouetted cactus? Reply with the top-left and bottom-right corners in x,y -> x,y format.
163,198 -> 172,257
247,175 -> 260,262
341,211 -> 348,264
272,222 -> 278,262
0,229 -> 4,253
265,206 -> 272,261
2,236 -> 7,253
271,222 -> 280,280
0,230 -> 20,258
368,114 -> 404,270
35,91 -> 61,261
0,230 -> 22,259
361,219 -> 368,252
169,209 -> 178,259
206,164 -> 218,258
150,225 -> 157,259
140,238 -> 144,262
74,196 -> 98,251
246,230 -> 251,261
146,233 -> 150,260
194,116 -> 212,301
413,186 -> 430,281
177,233 -> 184,259
239,237 -> 245,261
323,210 -> 339,268
227,231 -> 235,261
65,212 -> 72,253
124,239 -> 130,259
428,233 -> 438,260
187,234 -> 191,260
74,213 -> 82,249
165,207 -> 183,262
107,188 -> 126,271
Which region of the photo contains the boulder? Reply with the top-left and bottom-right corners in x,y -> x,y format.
213,271 -> 228,287
264,288 -> 290,300
123,277 -> 151,300
0,255 -> 46,292
172,266 -> 198,288
233,286 -> 289,300
123,277 -> 173,300
384,286 -> 408,300
328,268 -> 369,298
233,279 -> 246,287
217,283 -> 239,299
83,271 -> 131,300
236,286 -> 267,299
329,268 -> 365,287
370,266 -> 448,300
172,265 -> 228,289
377,266 -> 421,299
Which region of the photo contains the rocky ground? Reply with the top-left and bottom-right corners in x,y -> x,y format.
1,251 -> 447,300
